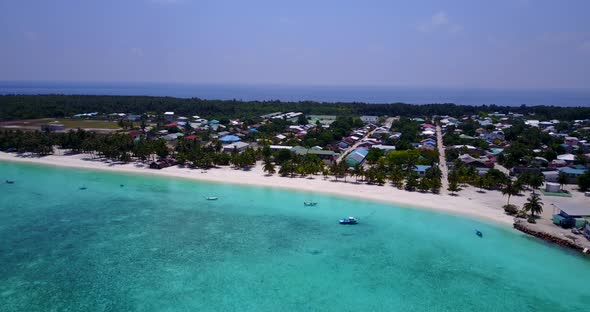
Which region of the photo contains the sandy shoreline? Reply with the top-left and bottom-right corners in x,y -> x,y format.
0,151 -> 521,226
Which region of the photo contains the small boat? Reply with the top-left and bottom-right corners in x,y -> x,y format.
79,187 -> 87,190
304,201 -> 317,206
206,196 -> 218,201
339,217 -> 358,225
475,230 -> 483,237
5,180 -> 14,184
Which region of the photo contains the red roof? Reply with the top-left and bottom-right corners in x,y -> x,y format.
165,122 -> 179,127
185,135 -> 198,140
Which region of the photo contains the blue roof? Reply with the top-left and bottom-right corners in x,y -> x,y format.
209,120 -> 220,124
249,128 -> 258,133
559,167 -> 588,175
219,135 -> 241,143
414,165 -> 432,172
345,148 -> 369,166
352,148 -> 369,157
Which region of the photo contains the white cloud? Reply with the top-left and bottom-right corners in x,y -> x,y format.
417,11 -> 462,34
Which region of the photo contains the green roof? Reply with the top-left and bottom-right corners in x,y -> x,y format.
291,146 -> 336,156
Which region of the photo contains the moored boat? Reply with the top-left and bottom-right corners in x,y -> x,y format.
304,201 -> 317,206
339,217 -> 358,225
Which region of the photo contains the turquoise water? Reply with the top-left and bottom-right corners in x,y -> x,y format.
1,161 -> 589,311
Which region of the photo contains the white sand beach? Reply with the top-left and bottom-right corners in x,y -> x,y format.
3,151 -> 579,226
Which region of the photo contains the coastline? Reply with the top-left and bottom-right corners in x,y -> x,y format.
0,151 -> 519,226
0,152 -> 524,227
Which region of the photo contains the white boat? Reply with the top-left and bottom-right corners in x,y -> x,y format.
339,217 -> 358,225
304,201 -> 317,206
206,196 -> 218,200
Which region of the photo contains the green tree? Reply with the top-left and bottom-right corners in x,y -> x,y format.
578,171 -> 590,192
448,172 -> 460,195
528,172 -> 544,194
418,177 -> 430,192
501,179 -> 521,206
352,164 -> 364,182
263,157 -> 275,175
405,172 -> 419,191
364,148 -> 383,165
522,193 -> 543,220
557,172 -> 567,191
297,114 -> 309,125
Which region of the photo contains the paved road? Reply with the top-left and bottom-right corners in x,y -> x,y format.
436,125 -> 449,193
336,117 -> 394,162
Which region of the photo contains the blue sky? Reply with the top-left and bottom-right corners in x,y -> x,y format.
1,0 -> 589,89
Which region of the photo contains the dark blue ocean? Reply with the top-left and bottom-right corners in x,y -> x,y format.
1,81 -> 589,106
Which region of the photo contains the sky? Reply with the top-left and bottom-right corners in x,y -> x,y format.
0,0 -> 589,90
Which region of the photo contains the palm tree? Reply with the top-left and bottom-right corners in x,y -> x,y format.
501,179 -> 521,205
389,165 -> 404,187
529,173 -> 544,194
448,172 -> 460,195
263,157 -> 275,175
330,161 -> 340,181
474,175 -> 486,192
557,172 -> 567,191
352,164 -> 363,182
405,172 -> 419,191
418,177 -> 430,192
522,193 -> 543,219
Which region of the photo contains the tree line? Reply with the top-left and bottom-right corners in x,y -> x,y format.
2,95 -> 590,121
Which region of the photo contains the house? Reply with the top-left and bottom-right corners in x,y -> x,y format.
260,112 -> 282,120
564,137 -> 579,146
307,115 -> 337,126
126,114 -> 142,121
557,154 -> 576,162
40,123 -> 65,132
345,148 -> 369,166
271,112 -> 303,123
337,142 -> 349,150
482,131 -> 505,142
163,133 -> 183,141
553,203 -> 590,229
584,222 -> 590,241
458,154 -> 492,168
219,135 -> 241,143
164,112 -> 175,121
558,167 -> 588,184
413,165 -> 432,177
542,171 -> 560,182
291,146 -> 338,164
269,145 -> 293,152
421,129 -> 436,136
360,116 -> 379,124
223,141 -> 250,152
372,144 -> 396,155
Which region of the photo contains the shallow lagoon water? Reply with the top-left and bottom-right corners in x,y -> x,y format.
1,161 -> 589,311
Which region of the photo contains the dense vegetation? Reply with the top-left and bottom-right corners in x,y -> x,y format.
2,95 -> 590,121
